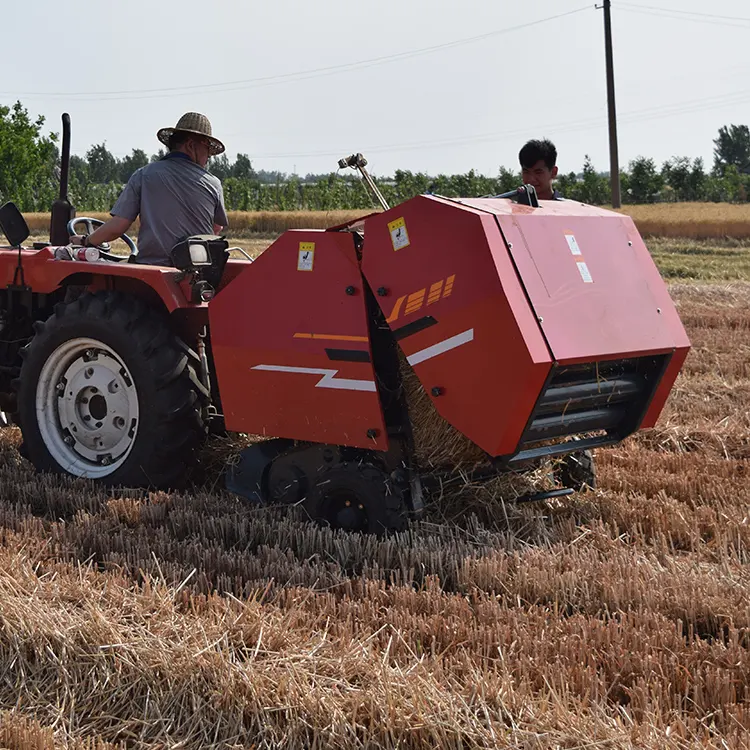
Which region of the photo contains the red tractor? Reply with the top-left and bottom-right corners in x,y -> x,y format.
0,115 -> 690,533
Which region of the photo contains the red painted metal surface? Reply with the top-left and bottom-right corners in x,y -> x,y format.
361,195 -> 690,455
458,198 -> 690,364
455,197 -> 690,430
1,195 -> 689,457
208,230 -> 388,450
361,196 -> 552,457
0,246 -> 192,313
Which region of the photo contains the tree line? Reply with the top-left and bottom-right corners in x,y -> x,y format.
3,101 -> 750,213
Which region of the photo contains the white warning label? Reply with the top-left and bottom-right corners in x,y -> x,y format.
577,261 -> 593,283
388,217 -> 410,251
297,242 -> 315,271
565,233 -> 582,256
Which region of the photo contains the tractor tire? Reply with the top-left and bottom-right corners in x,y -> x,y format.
16,291 -> 206,488
302,461 -> 408,535
555,449 -> 596,492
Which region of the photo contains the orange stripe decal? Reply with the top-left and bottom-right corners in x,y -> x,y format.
405,289 -> 426,315
293,333 -> 369,342
443,275 -> 455,297
427,280 -> 444,305
386,295 -> 406,323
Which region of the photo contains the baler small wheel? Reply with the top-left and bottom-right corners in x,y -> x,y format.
555,448 -> 596,492
16,291 -> 206,488
302,461 -> 408,535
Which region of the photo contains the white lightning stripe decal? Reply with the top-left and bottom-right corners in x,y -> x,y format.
407,329 -> 474,366
251,365 -> 376,392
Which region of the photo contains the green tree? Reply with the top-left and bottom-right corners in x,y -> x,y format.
496,166 -> 521,193
661,156 -> 706,202
86,143 -> 119,184
627,156 -> 663,203
0,101 -> 59,211
118,148 -> 148,182
577,156 -> 610,205
232,153 -> 254,180
209,154 -> 232,180
713,124 -> 750,175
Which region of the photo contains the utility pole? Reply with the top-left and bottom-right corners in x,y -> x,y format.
602,0 -> 621,207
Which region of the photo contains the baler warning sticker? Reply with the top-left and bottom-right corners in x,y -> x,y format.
577,261 -> 594,283
388,217 -> 410,251
565,233 -> 582,256
297,242 -> 315,271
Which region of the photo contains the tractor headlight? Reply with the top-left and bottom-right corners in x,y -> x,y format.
188,242 -> 210,266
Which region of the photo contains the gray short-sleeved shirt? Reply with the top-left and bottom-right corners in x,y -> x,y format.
110,154 -> 229,266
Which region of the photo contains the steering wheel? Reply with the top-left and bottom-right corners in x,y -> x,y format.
66,217 -> 138,263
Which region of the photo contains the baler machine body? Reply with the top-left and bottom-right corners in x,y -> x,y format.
209,194 -> 689,468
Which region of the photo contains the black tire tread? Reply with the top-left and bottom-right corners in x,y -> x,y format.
16,290 -> 206,489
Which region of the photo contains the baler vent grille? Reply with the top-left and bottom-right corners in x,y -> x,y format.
510,354 -> 670,463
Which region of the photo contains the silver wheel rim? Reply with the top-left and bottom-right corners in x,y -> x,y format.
35,337 -> 139,478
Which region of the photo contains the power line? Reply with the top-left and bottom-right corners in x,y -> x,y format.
245,87 -> 750,161
619,2 -> 750,23
0,6 -> 591,102
617,4 -> 750,28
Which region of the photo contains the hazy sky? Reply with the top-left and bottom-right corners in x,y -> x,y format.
3,0 -> 749,177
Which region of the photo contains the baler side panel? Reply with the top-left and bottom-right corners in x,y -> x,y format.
467,201 -> 690,434
493,213 -> 684,363
208,230 -> 388,451
361,195 -> 552,457
620,217 -> 692,427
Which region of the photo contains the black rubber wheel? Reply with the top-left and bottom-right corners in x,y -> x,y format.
302,461 -> 408,535
16,291 -> 206,488
555,449 -> 596,492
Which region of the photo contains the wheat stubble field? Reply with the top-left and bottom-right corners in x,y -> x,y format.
2,220 -> 750,748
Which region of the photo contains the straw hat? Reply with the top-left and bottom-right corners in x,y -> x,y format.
157,112 -> 225,156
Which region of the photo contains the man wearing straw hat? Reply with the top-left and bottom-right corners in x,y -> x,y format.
69,112 -> 229,266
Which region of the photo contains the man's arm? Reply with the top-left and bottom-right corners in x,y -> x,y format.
71,169 -> 141,246
70,215 -> 134,247
213,180 -> 229,236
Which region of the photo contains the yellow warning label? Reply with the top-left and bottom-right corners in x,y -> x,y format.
297,242 -> 315,271
388,217 -> 410,251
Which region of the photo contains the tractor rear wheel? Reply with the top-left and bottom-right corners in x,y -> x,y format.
302,461 -> 408,535
16,291 -> 205,488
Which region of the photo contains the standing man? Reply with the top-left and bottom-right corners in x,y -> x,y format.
70,112 -> 229,266
519,138 -> 562,200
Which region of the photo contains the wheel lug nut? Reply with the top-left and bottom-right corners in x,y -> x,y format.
64,436 -> 74,445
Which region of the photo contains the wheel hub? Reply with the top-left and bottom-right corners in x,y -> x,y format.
36,338 -> 139,477
325,490 -> 368,532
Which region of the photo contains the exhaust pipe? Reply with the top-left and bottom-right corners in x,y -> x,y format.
49,112 -> 75,245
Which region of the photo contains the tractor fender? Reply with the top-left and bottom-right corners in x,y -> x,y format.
0,246 -> 191,314
58,267 -> 188,313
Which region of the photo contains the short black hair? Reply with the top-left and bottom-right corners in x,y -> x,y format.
519,139 -> 557,170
